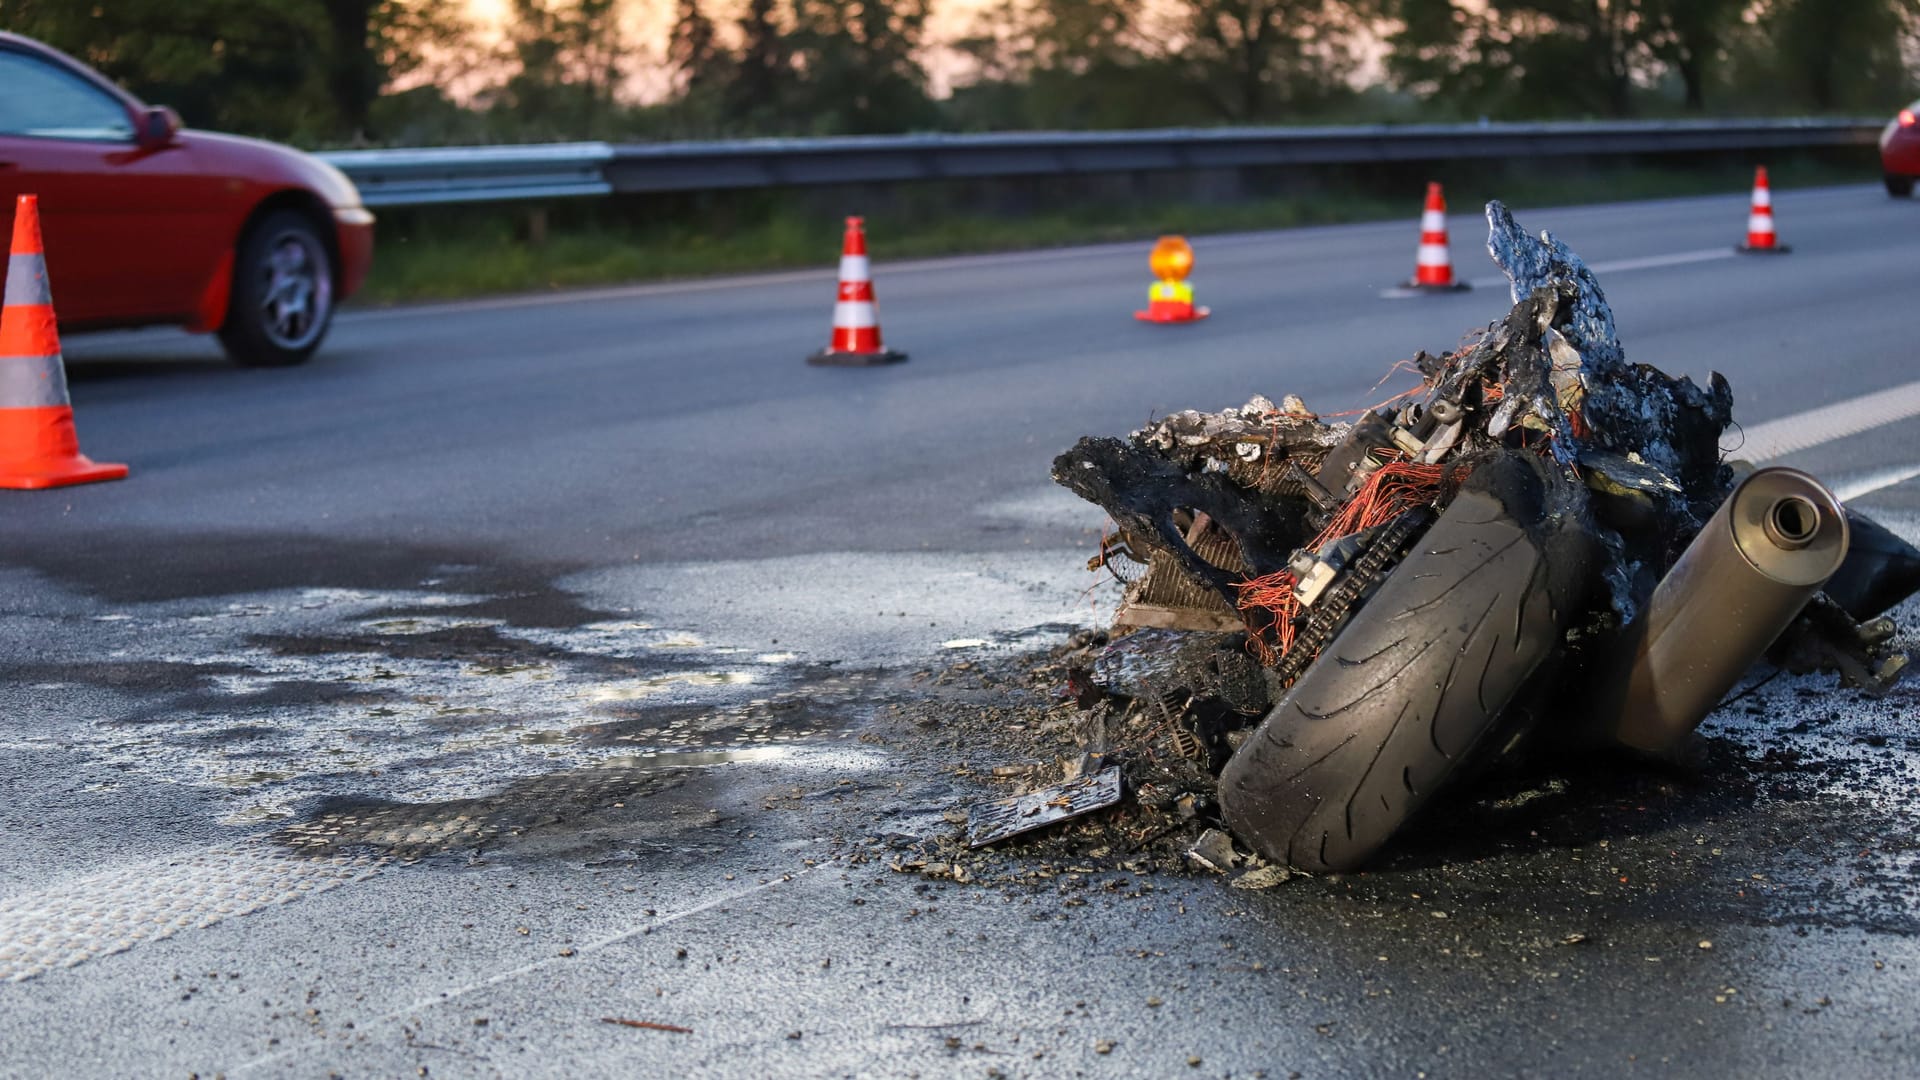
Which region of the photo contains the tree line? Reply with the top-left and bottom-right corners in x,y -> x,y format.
4,0 -> 1916,146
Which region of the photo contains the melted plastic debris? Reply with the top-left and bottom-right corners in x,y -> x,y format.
967,766 -> 1123,847
1487,201 -> 1624,381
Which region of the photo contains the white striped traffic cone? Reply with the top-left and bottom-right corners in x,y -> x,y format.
1406,182 -> 1469,291
807,216 -> 906,367
1737,167 -> 1790,254
1,194 -> 127,490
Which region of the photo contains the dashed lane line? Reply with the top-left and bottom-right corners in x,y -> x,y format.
1834,462 -> 1920,503
1464,247 -> 1739,293
1740,378 -> 1920,463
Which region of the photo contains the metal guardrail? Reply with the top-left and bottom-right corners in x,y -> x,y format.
318,142 -> 613,207
320,119 -> 1884,207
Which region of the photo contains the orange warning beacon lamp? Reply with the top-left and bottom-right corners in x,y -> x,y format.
1149,235 -> 1193,282
1135,235 -> 1209,323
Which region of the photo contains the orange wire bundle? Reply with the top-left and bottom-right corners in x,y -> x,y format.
1235,458 -> 1462,666
1225,355 -> 1509,667
1237,572 -> 1300,664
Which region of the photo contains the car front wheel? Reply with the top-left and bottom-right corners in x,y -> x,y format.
1886,173 -> 1915,198
219,210 -> 336,367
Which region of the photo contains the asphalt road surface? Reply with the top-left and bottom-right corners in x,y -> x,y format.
4,185 -> 1919,1078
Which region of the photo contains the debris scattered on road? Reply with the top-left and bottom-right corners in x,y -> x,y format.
1021,200 -> 1920,872
601,1017 -> 693,1034
1185,829 -> 1238,873
966,766 -> 1124,848
1230,865 -> 1293,891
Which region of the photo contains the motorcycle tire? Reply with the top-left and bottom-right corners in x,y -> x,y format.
1219,452 -> 1592,873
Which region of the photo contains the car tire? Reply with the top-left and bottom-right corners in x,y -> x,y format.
218,210 -> 335,367
1886,174 -> 1915,198
1218,454 -> 1593,873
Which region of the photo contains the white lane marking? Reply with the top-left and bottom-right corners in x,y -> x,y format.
1834,462 -> 1920,502
228,862 -> 820,1075
0,844 -> 383,983
1465,247 -> 1736,292
1588,248 -> 1741,275
1738,379 -> 1920,462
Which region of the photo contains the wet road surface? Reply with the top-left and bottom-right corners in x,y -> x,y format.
2,185 -> 1918,1077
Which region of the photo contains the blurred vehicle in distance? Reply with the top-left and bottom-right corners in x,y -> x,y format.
0,31 -> 373,366
1882,100 -> 1920,197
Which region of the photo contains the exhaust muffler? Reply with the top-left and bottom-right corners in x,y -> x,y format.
1599,466 -> 1849,754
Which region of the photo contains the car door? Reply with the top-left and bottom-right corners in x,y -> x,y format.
0,47 -> 223,325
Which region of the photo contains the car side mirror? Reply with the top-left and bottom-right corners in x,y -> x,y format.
136,106 -> 181,149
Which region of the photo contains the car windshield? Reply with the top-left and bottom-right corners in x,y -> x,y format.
0,50 -> 134,141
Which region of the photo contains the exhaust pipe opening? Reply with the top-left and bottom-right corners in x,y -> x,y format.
1765,495 -> 1821,550
1596,467 -> 1849,755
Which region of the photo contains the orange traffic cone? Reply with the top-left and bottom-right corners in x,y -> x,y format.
1134,236 -> 1209,323
0,194 -> 126,490
1405,182 -> 1470,292
807,216 -> 906,367
1737,167 -> 1790,254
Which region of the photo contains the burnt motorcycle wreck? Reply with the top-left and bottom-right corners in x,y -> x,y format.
1047,202 -> 1920,873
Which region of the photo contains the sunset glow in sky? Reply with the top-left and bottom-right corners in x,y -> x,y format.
451,1 -> 1398,106
460,0 -> 993,98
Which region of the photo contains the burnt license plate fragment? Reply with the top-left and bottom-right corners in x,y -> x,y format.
966,766 -> 1124,848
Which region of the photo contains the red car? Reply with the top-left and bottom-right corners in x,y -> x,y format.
0,32 -> 373,365
1884,100 -> 1920,198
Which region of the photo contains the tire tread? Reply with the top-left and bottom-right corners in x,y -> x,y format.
1220,484 -> 1568,872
